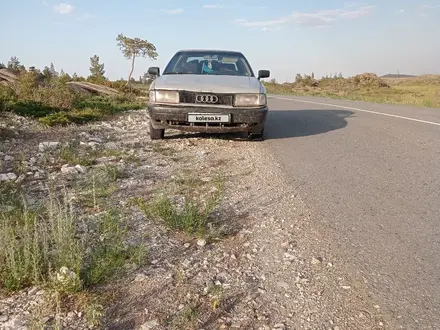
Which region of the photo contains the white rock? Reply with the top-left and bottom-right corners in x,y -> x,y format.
28,286 -> 39,296
139,320 -> 159,329
134,273 -> 148,282
283,253 -> 296,261
311,257 -> 322,265
15,174 -> 26,184
197,239 -> 207,247
39,141 -> 60,152
61,165 -> 78,175
0,173 -> 17,182
88,142 -> 100,148
75,165 -> 87,174
89,137 -> 103,143
57,266 -> 77,282
1,316 -> 27,328
4,155 -> 14,161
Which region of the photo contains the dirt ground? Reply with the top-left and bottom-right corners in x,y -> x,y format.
0,110 -> 394,330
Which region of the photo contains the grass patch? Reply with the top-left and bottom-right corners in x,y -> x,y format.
4,90 -> 144,127
0,185 -> 147,293
103,164 -> 126,181
100,149 -> 124,158
138,174 -> 224,236
265,73 -> 440,108
74,171 -> 118,210
152,143 -> 176,156
80,210 -> 147,287
0,190 -> 83,291
59,144 -> 96,166
123,154 -> 142,165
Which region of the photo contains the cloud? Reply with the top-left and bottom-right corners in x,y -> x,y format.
421,3 -> 440,8
203,4 -> 266,10
399,9 -> 405,13
41,0 -> 48,6
53,3 -> 74,14
236,4 -> 375,30
203,4 -> 224,9
418,3 -> 440,16
162,8 -> 184,15
77,12 -> 93,20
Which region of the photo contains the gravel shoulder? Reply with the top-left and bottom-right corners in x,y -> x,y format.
1,109 -> 395,330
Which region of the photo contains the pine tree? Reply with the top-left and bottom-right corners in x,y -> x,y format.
49,62 -> 58,77
89,55 -> 105,79
116,33 -> 158,86
7,56 -> 25,72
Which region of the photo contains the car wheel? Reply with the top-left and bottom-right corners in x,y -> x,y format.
149,122 -> 164,140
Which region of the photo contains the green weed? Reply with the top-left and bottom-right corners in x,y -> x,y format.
138,175 -> 224,236
0,186 -> 147,293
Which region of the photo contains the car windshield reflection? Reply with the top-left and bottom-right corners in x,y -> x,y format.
163,51 -> 254,77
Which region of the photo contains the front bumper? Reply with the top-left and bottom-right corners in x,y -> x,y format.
148,103 -> 268,133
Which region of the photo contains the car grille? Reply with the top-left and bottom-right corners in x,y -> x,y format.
179,91 -> 234,106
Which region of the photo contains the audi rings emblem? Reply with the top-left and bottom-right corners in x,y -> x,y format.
195,94 -> 218,104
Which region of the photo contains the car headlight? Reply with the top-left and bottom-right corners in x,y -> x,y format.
149,90 -> 179,104
234,93 -> 267,107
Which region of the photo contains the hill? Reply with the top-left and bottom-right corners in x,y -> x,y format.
380,73 -> 417,78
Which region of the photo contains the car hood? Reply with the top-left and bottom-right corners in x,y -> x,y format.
151,75 -> 263,94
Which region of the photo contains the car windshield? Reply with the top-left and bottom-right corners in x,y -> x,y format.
163,51 -> 254,77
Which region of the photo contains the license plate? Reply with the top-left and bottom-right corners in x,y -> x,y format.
188,113 -> 230,123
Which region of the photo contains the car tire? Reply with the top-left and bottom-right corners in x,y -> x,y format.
149,122 -> 164,140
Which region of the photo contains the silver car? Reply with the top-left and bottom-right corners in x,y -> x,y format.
147,49 -> 270,140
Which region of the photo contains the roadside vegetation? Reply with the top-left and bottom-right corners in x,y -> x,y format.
264,73 -> 440,108
0,34 -> 158,127
0,176 -> 148,327
137,172 -> 225,238
0,112 -> 228,327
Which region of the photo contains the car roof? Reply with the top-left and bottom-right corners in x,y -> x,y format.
176,49 -> 244,54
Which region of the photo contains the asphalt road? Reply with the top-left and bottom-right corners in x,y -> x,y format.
265,95 -> 440,329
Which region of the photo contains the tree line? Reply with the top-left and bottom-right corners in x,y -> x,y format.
0,33 -> 158,86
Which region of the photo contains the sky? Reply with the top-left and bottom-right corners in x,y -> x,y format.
1,0 -> 439,82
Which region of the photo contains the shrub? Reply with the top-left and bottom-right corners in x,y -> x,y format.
3,70 -> 144,125
0,187 -> 147,292
0,190 -> 83,291
34,80 -> 78,109
16,71 -> 39,100
11,100 -> 60,117
39,112 -> 70,126
0,84 -> 16,103
0,85 -> 16,112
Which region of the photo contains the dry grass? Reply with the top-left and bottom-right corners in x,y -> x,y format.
265,73 -> 440,108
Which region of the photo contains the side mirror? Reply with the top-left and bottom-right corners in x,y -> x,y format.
148,67 -> 160,76
258,70 -> 270,80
